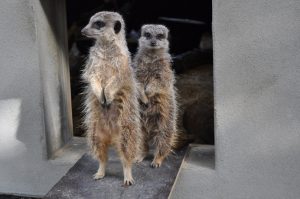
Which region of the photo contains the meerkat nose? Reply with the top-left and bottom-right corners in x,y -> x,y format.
81,28 -> 88,36
150,41 -> 156,46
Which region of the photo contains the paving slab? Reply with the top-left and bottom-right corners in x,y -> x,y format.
44,148 -> 186,199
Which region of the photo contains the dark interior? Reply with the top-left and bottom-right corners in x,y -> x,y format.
66,0 -> 214,146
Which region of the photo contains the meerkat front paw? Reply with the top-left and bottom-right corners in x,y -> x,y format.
139,93 -> 149,106
99,89 -> 108,108
145,86 -> 154,97
139,100 -> 149,110
93,172 -> 105,180
103,88 -> 114,107
100,88 -> 113,108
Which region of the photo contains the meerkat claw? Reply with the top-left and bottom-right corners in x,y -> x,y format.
151,161 -> 161,168
123,179 -> 135,186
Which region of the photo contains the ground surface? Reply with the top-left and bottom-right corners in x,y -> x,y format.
45,148 -> 186,199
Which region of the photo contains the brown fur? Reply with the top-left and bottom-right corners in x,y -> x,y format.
81,11 -> 141,185
133,25 -> 177,167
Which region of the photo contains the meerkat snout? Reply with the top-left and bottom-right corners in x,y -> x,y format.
139,24 -> 169,50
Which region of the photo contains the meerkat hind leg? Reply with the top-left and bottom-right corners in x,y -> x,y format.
119,148 -> 135,185
135,126 -> 149,163
151,131 -> 172,168
135,142 -> 149,163
122,160 -> 134,186
94,143 -> 109,180
118,125 -> 137,186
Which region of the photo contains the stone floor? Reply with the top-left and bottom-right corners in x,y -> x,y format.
45,148 -> 186,199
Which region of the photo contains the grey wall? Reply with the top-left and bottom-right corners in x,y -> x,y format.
215,0 -> 300,198
0,0 -> 76,196
171,0 -> 300,198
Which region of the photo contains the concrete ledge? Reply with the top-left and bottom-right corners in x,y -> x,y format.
50,137 -> 87,165
169,145 -> 216,199
0,137 -> 87,197
45,148 -> 186,199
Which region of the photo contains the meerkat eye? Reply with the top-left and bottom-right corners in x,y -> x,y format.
114,20 -> 122,34
156,33 -> 165,40
92,20 -> 105,30
144,32 -> 152,39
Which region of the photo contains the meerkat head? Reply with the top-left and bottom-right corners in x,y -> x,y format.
81,11 -> 125,44
139,24 -> 169,51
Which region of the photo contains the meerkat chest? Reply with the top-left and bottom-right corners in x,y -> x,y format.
91,62 -> 120,82
136,60 -> 162,84
89,51 -> 125,75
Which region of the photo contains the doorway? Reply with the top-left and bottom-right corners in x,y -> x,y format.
65,0 -> 214,147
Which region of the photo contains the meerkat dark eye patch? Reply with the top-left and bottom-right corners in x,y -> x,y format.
144,32 -> 152,39
114,20 -> 122,34
156,33 -> 165,40
92,20 -> 105,30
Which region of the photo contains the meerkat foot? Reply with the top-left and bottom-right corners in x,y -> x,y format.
151,157 -> 163,168
93,172 -> 105,180
122,163 -> 134,186
123,177 -> 135,186
151,161 -> 161,168
135,153 -> 147,163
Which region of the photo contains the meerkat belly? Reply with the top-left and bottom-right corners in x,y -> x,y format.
99,89 -> 129,128
142,96 -> 162,120
88,92 -> 121,128
100,103 -> 120,123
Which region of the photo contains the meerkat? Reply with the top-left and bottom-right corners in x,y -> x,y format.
81,11 -> 141,186
133,24 -> 177,168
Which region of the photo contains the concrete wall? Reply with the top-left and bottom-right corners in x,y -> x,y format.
215,0 -> 300,198
171,0 -> 300,198
0,0 -> 78,196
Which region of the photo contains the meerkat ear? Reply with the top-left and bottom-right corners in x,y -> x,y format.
165,29 -> 170,39
114,20 -> 122,34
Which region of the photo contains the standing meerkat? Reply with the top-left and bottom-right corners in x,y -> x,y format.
133,24 -> 177,168
81,11 -> 141,185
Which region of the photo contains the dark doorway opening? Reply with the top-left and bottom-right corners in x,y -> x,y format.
66,0 -> 214,146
